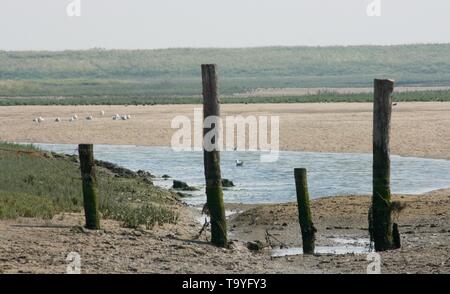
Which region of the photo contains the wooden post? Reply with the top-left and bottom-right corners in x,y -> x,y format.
201,64 -> 228,247
78,144 -> 100,230
372,79 -> 395,251
294,168 -> 316,254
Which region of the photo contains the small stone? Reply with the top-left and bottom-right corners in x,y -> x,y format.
16,257 -> 28,265
128,267 -> 138,272
221,179 -> 235,187
247,240 -> 264,251
172,180 -> 199,191
137,170 -> 154,178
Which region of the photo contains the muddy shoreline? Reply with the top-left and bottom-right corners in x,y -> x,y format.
1,189 -> 449,273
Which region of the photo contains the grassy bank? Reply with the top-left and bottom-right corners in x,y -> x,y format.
1,44 -> 450,101
0,142 -> 178,228
1,89 -> 450,106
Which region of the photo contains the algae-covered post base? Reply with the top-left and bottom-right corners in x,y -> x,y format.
372,79 -> 398,251
78,144 -> 101,230
294,168 -> 316,254
202,64 -> 228,248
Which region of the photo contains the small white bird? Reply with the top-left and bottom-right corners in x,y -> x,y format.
37,117 -> 44,123
236,160 -> 244,167
73,114 -> 78,120
33,118 -> 38,123
69,117 -> 75,122
55,117 -> 61,122
100,110 -> 105,116
126,114 -> 131,120
121,115 -> 128,120
86,116 -> 93,120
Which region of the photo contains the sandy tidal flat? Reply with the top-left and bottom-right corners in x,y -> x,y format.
0,102 -> 450,159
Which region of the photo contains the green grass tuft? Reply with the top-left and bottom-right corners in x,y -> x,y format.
102,202 -> 178,229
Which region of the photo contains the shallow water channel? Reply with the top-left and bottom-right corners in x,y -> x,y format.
37,143 -> 450,206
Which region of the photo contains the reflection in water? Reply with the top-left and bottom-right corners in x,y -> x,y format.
271,245 -> 370,257
271,237 -> 371,257
36,144 -> 450,205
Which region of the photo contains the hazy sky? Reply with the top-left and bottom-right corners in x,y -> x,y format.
1,0 -> 450,50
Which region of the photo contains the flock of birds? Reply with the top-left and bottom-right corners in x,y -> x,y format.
31,109 -> 245,166
33,110 -> 132,123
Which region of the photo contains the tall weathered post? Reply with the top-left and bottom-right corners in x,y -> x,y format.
294,168 -> 316,254
78,144 -> 100,230
201,64 -> 228,247
372,79 -> 395,251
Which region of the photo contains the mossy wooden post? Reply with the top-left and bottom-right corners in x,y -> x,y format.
78,144 -> 100,230
372,79 -> 395,251
294,168 -> 316,254
201,64 -> 228,247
